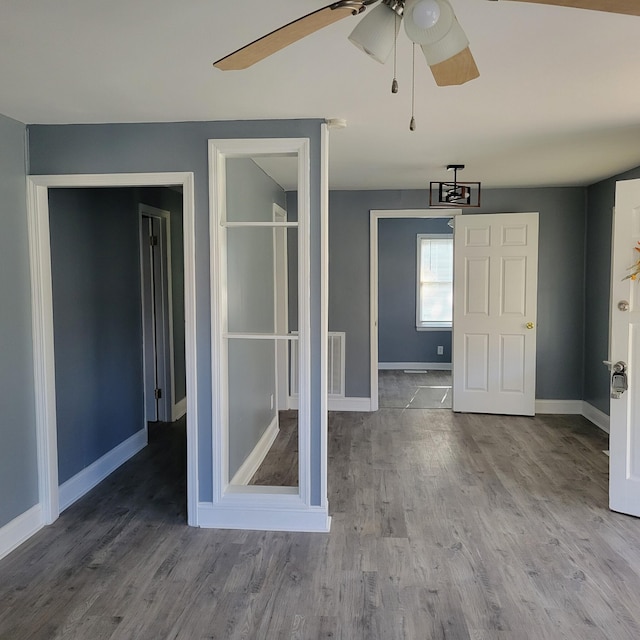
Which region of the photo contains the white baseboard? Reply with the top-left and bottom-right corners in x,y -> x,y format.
230,416 -> 279,486
58,428 -> 147,512
534,399 -> 610,435
0,504 -> 44,562
289,396 -> 373,412
328,397 -> 373,411
378,362 -> 452,371
582,402 -> 610,434
172,396 -> 187,422
197,502 -> 331,532
535,399 -> 584,414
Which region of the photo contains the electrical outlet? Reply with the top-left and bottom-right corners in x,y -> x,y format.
270,394 -> 274,410
437,345 -> 444,356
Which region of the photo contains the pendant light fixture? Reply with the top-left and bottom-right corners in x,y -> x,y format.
429,164 -> 481,207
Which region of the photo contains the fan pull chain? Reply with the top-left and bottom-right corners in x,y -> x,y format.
391,13 -> 399,94
409,43 -> 416,131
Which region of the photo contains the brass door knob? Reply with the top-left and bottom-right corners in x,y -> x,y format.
526,322 -> 535,329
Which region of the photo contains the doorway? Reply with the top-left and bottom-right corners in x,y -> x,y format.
370,209 -> 460,411
26,173 -> 197,526
370,209 -> 540,416
140,204 -> 175,424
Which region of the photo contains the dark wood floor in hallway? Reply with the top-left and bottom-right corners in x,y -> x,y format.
1,409 -> 639,639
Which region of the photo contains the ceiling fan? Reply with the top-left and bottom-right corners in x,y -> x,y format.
213,0 -> 640,87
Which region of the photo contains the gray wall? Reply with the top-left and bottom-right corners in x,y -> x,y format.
226,158 -> 285,478
48,188 -> 144,484
0,114 -> 38,527
329,188 -> 587,399
584,165 -> 640,415
28,119 -> 325,505
378,217 -> 452,364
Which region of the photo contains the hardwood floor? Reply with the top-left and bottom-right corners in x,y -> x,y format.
379,370 -> 453,409
2,409 -> 639,639
249,410 -> 298,486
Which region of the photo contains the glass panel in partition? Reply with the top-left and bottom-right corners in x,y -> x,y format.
227,337 -> 298,488
225,154 -> 297,223
226,226 -> 298,335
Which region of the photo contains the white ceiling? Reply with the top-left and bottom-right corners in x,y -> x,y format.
2,0 -> 640,189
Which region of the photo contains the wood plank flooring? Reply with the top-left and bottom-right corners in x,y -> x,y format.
2,409 -> 639,639
379,370 -> 452,410
249,410 -> 298,487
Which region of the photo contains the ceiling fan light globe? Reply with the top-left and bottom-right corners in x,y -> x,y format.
411,0 -> 441,29
420,19 -> 468,65
348,3 -> 400,65
404,0 -> 454,45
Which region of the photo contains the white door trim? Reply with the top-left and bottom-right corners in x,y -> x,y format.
139,204 -> 174,422
319,123 -> 330,510
369,209 -> 461,410
26,172 -> 199,526
273,202 -> 289,412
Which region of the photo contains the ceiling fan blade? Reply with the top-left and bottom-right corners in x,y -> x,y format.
429,47 -> 479,86
214,2 -> 367,71
506,0 -> 640,16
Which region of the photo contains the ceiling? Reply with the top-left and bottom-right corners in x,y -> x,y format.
2,0 -> 640,189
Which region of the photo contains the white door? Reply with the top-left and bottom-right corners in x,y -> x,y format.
140,212 -> 171,422
609,178 -> 640,516
452,213 -> 539,415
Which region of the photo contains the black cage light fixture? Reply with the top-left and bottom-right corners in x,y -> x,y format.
429,164 -> 481,208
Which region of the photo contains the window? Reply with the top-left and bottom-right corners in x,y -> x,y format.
416,234 -> 453,329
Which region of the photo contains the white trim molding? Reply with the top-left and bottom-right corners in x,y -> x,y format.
197,502 -> 331,532
378,362 -> 452,371
320,123 -> 330,512
328,397 -> 373,412
0,504 -> 44,562
139,203 -> 174,423
208,137 -> 326,532
289,396 -> 373,412
535,399 -> 610,435
26,172 -> 199,528
58,429 -> 147,512
534,399 -> 584,415
172,396 -> 187,422
582,402 -> 610,434
229,417 -> 279,486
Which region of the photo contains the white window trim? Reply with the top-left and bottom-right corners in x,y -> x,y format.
416,233 -> 453,330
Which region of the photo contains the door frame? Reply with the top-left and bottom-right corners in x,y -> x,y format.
273,202 -> 289,412
369,209 -> 461,410
26,172 -> 198,526
139,204 -> 174,423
